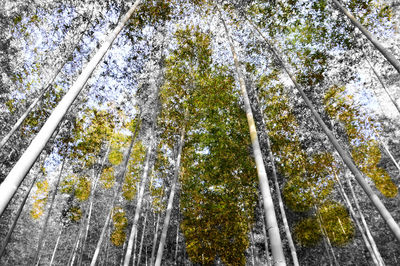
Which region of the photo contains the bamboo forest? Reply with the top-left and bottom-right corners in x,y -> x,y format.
2,0 -> 400,265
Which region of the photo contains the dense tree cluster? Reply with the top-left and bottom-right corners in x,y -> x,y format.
1,0 -> 400,265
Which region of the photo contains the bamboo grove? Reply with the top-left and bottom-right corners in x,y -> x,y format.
1,0 -> 400,265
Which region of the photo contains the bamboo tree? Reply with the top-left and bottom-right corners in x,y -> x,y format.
331,0 -> 400,75
123,137 -> 155,266
0,0 -> 142,216
174,220 -> 179,265
346,173 -> 385,265
0,168 -> 42,258
219,8 -> 286,265
334,172 -> 383,266
78,144 -> 111,266
33,159 -> 66,264
246,16 -> 400,242
136,207 -> 148,266
90,119 -> 140,266
155,127 -> 185,266
258,198 -> 271,266
0,12 -> 93,150
49,228 -> 63,266
150,210 -> 161,265
361,48 -> 400,116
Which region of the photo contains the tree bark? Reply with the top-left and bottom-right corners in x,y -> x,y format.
258,198 -> 271,266
0,0 -> 142,216
155,128 -> 185,266
219,8 -> 286,265
247,16 -> 400,242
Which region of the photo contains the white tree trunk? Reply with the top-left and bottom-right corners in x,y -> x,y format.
219,8 -> 286,265
155,129 -> 185,266
0,0 -> 142,216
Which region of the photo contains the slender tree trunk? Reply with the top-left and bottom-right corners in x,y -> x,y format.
372,128 -> 400,176
155,128 -> 185,266
346,173 -> 385,265
331,0 -> 400,74
316,207 -> 339,266
137,209 -> 148,266
69,225 -> 84,266
123,137 -> 155,266
0,13 -> 93,150
78,145 -> 111,266
249,223 -> 256,266
132,225 -> 138,266
49,228 -> 63,266
361,49 -> 400,116
174,221 -> 179,265
0,0 -> 142,216
334,172 -> 382,265
0,171 -> 41,258
33,159 -> 66,264
258,198 -> 271,266
150,211 -> 161,266
90,123 -> 140,266
219,9 -> 286,265
119,235 -> 128,266
246,17 -> 400,242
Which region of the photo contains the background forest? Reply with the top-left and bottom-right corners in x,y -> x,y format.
1,0 -> 400,265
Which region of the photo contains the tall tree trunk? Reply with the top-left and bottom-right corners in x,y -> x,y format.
90,122 -> 140,266
258,198 -> 271,266
174,220 -> 179,265
0,12 -> 93,150
316,206 -> 339,266
0,170 -> 42,258
155,128 -> 185,266
0,0 -> 142,216
49,228 -> 63,266
136,208 -> 148,266
362,49 -> 400,116
249,223 -> 256,266
372,128 -> 400,176
331,0 -> 400,74
78,144 -> 111,266
246,17 -> 400,242
219,9 -> 286,265
123,137 -> 155,266
150,211 -> 161,265
334,172 -> 382,265
346,173 -> 385,265
266,138 -> 299,266
69,225 -> 84,266
33,159 -> 66,264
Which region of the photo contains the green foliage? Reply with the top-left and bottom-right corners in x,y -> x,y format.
60,174 -> 91,201
111,207 -> 128,246
67,206 -> 82,222
30,179 -> 49,219
163,28 -> 257,264
294,217 -> 322,247
319,201 -> 355,246
100,167 -> 115,189
75,177 -> 91,201
324,86 -> 398,198
122,141 -> 146,200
